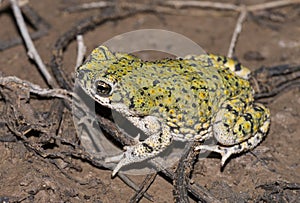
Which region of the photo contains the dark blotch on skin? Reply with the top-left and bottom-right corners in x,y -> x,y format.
212,75 -> 219,79
235,63 -> 242,71
254,106 -> 263,112
226,104 -> 233,111
142,143 -> 154,153
153,80 -> 160,86
247,141 -> 253,147
182,88 -> 188,93
244,113 -> 253,122
129,97 -> 135,109
223,123 -> 230,128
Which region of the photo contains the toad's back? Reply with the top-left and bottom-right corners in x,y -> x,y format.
108,54 -> 252,139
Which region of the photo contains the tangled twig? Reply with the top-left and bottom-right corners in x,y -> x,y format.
9,0 -> 56,87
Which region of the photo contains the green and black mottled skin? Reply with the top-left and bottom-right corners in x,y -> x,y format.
76,46 -> 270,176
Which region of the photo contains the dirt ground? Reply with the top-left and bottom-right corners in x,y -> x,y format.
0,0 -> 300,202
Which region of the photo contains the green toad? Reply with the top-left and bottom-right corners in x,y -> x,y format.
76,46 -> 270,176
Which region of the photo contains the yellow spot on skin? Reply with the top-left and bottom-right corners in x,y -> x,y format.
173,129 -> 179,134
203,122 -> 210,129
169,109 -> 175,115
243,122 -> 251,132
167,121 -> 178,128
200,117 -> 207,123
185,134 -> 193,139
187,119 -> 194,126
177,114 -> 183,121
195,124 -> 202,131
163,97 -> 173,105
199,92 -> 207,99
150,89 -> 156,94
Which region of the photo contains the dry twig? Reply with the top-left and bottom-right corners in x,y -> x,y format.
251,64 -> 300,100
0,76 -> 73,102
163,0 -> 239,11
0,4 -> 50,51
9,0 -> 55,87
173,143 -> 193,203
247,0 -> 300,11
227,6 -> 247,58
0,75 -> 154,202
50,7 -> 156,90
164,0 -> 300,11
129,173 -> 156,202
163,0 -> 300,57
76,35 -> 87,68
64,1 -> 114,12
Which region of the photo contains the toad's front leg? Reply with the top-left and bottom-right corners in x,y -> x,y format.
105,122 -> 173,176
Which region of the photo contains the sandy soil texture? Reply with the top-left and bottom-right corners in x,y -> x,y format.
0,0 -> 299,202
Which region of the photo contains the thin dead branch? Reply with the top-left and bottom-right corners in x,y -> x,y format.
0,75 -> 154,202
76,35 -> 86,68
251,64 -> 300,101
129,173 -> 156,202
50,7 -> 157,90
9,0 -> 56,88
247,0 -> 300,12
0,76 -> 74,102
163,0 -> 239,11
227,6 -> 247,58
0,4 -> 50,51
164,0 -> 300,11
64,1 -> 114,12
173,143 -> 192,203
256,181 -> 300,202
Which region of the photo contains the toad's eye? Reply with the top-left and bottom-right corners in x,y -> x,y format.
95,80 -> 112,96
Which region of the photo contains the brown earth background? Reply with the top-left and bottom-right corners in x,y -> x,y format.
0,0 -> 300,202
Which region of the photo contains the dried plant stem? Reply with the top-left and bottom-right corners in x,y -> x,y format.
118,174 -> 154,201
247,0 -> 300,11
227,6 -> 247,58
164,0 -> 300,11
0,76 -> 74,102
9,0 -> 56,88
65,1 -> 113,12
63,0 -> 300,59
76,35 -> 86,68
129,173 -> 156,202
164,0 -> 239,11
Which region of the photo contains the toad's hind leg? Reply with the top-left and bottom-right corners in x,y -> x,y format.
196,99 -> 270,166
105,123 -> 173,176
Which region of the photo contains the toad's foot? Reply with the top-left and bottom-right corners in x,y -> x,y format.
105,125 -> 173,176
195,106 -> 270,166
196,98 -> 270,166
